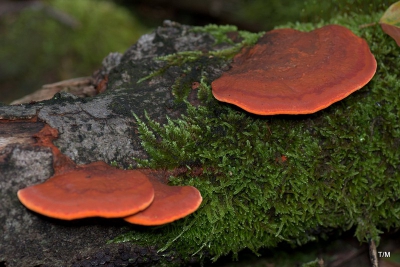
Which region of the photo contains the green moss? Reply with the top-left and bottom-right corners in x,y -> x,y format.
137,25 -> 262,88
137,25 -> 263,105
191,24 -> 239,44
137,51 -> 203,84
227,0 -> 392,31
191,25 -> 263,58
113,11 -> 400,263
191,24 -> 263,46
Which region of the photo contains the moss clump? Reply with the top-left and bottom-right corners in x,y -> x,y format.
113,11 -> 400,264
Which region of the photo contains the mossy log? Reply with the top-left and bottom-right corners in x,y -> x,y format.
1,13 -> 399,267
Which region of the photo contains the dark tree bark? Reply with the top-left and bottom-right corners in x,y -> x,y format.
0,21 -> 229,267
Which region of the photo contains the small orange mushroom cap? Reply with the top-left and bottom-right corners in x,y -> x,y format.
17,161 -> 154,220
124,177 -> 202,226
211,25 -> 377,115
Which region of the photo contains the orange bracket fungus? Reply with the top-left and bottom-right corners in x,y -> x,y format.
17,161 -> 155,220
18,124 -> 202,224
124,175 -> 202,226
32,124 -> 77,174
212,25 -> 377,115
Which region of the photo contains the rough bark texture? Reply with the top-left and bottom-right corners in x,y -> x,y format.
0,21 -> 228,267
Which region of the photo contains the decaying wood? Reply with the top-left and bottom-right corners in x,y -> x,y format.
0,21 -> 228,267
9,77 -> 96,105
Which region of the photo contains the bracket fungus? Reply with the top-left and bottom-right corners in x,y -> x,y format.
124,176 -> 203,226
17,124 -> 202,224
211,25 -> 377,115
17,161 -> 155,220
18,161 -> 203,223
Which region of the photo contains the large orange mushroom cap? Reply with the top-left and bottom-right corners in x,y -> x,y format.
211,25 -> 377,115
124,176 -> 202,226
17,161 -> 155,220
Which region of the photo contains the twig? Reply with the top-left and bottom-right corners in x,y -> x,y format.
359,22 -> 377,29
369,239 -> 379,267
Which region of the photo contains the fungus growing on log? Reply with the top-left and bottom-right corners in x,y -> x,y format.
18,124 -> 202,224
124,176 -> 202,226
211,25 -> 377,115
17,161 -> 155,220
